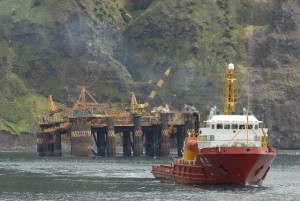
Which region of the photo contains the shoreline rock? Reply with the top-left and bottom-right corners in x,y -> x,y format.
0,131 -> 36,152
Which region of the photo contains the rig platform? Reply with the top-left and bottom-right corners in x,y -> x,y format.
35,88 -> 200,157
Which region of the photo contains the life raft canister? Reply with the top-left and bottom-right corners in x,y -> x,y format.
183,140 -> 198,161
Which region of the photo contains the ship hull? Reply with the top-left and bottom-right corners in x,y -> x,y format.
152,147 -> 276,185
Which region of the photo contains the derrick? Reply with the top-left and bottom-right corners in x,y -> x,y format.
69,87 -> 106,117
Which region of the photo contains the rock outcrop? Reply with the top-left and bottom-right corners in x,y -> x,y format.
0,0 -> 299,149
249,0 -> 300,149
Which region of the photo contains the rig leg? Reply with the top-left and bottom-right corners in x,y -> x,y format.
160,113 -> 170,157
53,132 -> 62,157
153,130 -> 160,157
133,115 -> 143,157
145,131 -> 154,157
37,132 -> 54,157
123,131 -> 132,157
177,126 -> 185,157
106,117 -> 116,157
97,130 -> 106,157
70,125 -> 92,157
194,113 -> 200,133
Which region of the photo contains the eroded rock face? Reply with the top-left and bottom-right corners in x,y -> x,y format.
2,0 -> 134,103
0,131 -> 36,151
249,1 -> 300,148
119,0 -> 299,149
0,0 -> 299,149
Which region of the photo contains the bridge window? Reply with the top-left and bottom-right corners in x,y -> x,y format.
224,124 -> 230,129
211,124 -> 215,129
247,124 -> 253,129
231,124 -> 238,129
255,125 -> 258,129
206,123 -> 210,128
217,124 -> 223,129
259,123 -> 263,128
239,125 -> 245,129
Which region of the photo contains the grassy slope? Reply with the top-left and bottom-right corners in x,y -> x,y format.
0,0 -> 69,133
0,0 -> 130,134
1,0 -> 293,141
0,0 -> 248,134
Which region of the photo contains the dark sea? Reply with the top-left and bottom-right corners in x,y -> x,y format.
0,151 -> 299,201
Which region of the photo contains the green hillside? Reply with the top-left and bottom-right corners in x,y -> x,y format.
0,0 -> 299,149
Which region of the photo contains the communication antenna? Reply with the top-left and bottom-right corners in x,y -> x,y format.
224,63 -> 236,115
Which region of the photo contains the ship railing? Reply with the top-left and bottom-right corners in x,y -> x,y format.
254,135 -> 262,141
198,134 -> 263,144
197,135 -> 215,141
175,159 -> 196,165
220,141 -> 260,147
187,160 -> 196,165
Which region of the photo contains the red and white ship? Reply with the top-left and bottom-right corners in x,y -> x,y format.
151,63 -> 277,185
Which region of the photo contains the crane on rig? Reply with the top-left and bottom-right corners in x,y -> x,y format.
144,66 -> 172,108
130,92 -> 145,114
35,95 -> 70,133
130,66 -> 173,114
48,95 -> 63,121
35,95 -> 63,124
69,87 -> 107,117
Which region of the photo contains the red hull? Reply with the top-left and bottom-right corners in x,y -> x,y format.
152,147 -> 277,185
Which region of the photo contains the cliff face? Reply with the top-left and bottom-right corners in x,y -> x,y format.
249,0 -> 300,149
4,0 -> 134,100
117,0 -> 300,149
0,0 -> 134,133
0,0 -> 299,149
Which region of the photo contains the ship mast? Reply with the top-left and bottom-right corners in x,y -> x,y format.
223,63 -> 236,115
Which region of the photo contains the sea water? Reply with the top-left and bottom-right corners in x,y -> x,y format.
0,151 -> 299,201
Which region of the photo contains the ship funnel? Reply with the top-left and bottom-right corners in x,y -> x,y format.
228,63 -> 234,70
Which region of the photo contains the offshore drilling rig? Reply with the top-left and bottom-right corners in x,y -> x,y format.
35,67 -> 200,157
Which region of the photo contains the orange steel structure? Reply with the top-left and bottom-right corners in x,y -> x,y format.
223,63 -> 236,115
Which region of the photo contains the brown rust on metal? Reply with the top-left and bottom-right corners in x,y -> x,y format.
36,132 -> 54,157
70,125 -> 93,157
35,87 -> 200,157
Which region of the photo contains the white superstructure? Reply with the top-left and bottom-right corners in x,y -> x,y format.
196,63 -> 268,149
198,108 -> 268,149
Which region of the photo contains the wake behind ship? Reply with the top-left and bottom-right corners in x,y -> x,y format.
151,63 -> 277,185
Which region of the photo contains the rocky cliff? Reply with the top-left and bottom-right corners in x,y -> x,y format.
0,0 -> 299,149
248,0 -> 300,149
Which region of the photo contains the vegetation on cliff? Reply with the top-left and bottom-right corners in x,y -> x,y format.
0,0 -> 299,149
